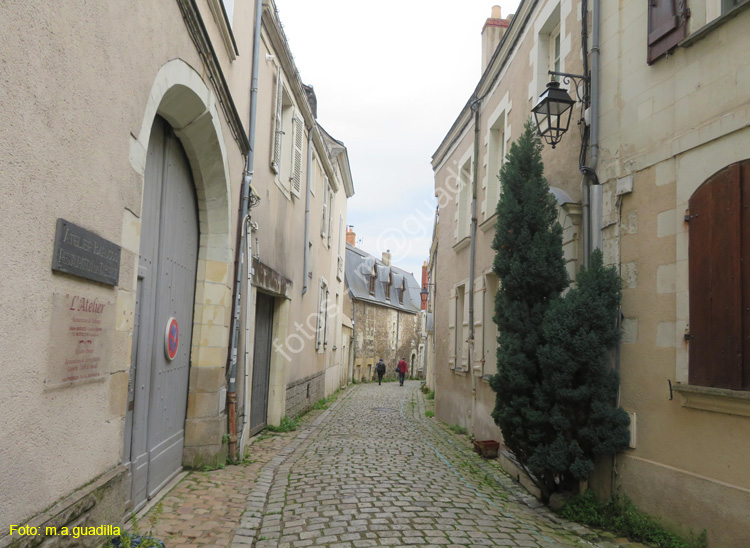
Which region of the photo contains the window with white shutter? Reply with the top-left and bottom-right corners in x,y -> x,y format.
321,177 -> 329,239
316,278 -> 328,351
291,115 -> 304,197
327,188 -> 334,247
271,70 -> 283,174
337,215 -> 344,281
473,276 -> 484,376
448,286 -> 457,369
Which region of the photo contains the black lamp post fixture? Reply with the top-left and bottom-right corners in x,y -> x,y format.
420,282 -> 435,304
531,71 -> 590,148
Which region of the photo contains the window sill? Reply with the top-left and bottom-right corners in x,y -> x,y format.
452,236 -> 471,253
673,383 -> 750,418
680,1 -> 750,49
479,212 -> 498,233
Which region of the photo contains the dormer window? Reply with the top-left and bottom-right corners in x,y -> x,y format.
369,265 -> 377,295
385,270 -> 393,301
398,277 -> 406,304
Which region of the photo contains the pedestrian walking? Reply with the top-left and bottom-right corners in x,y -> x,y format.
376,358 -> 386,385
397,358 -> 408,386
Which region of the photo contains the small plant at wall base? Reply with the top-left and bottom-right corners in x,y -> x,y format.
266,415 -> 298,433
489,120 -> 629,502
560,491 -> 707,548
104,507 -> 165,548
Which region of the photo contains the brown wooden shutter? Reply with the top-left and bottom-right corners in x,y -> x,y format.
741,161 -> 750,390
689,163 -> 743,389
647,0 -> 688,65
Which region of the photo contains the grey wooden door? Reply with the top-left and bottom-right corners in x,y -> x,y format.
249,293 -> 274,436
126,116 -> 199,511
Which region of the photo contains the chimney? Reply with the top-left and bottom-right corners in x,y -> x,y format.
421,261 -> 429,311
381,250 -> 391,266
482,6 -> 510,73
346,227 -> 356,246
303,84 -> 318,119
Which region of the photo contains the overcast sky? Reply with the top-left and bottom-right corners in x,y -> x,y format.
274,0 -> 521,278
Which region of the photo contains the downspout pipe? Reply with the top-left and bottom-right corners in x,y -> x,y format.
302,127 -> 313,295
469,99 -> 480,432
580,0 -> 601,265
580,0 -> 616,498
589,0 -> 602,254
227,0 -> 263,461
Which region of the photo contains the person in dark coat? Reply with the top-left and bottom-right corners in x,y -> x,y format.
376,358 -> 386,385
397,358 -> 408,386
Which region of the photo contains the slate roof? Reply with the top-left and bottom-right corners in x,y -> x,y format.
345,244 -> 421,314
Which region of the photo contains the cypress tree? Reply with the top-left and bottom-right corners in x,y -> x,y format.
489,120 -> 569,500
534,249 -> 630,491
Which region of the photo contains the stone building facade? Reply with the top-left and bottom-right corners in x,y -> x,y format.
430,1 -> 750,545
0,0 -> 353,544
590,2 -> 750,545
430,1 -> 585,444
344,240 -> 423,381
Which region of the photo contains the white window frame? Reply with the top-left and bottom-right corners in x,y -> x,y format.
316,278 -> 329,352
530,2 -> 563,100
549,23 -> 561,78
337,214 -> 344,281
327,187 -> 334,248
455,284 -> 466,371
321,176 -> 330,240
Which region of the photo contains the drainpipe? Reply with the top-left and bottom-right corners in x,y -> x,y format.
579,0 -> 614,498
585,0 -> 619,498
581,0 -> 601,265
589,0 -> 602,255
238,219 -> 256,461
227,0 -> 263,461
469,99 -> 480,433
302,127 -> 313,295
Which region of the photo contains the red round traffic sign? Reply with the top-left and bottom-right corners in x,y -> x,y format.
165,317 -> 179,361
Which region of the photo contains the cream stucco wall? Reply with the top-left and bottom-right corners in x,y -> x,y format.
238,7 -> 351,433
0,0 -> 254,531
596,3 -> 750,545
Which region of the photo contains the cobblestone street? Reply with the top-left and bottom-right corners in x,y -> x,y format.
211,382 -> 645,548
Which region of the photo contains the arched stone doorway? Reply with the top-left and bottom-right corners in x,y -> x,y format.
124,60 -> 235,504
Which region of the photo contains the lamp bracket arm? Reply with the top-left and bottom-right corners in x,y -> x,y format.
548,71 -> 589,104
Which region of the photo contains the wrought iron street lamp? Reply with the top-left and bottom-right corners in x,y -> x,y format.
531,71 -> 589,148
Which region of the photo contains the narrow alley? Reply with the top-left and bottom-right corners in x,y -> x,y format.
146,383 -> 646,548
